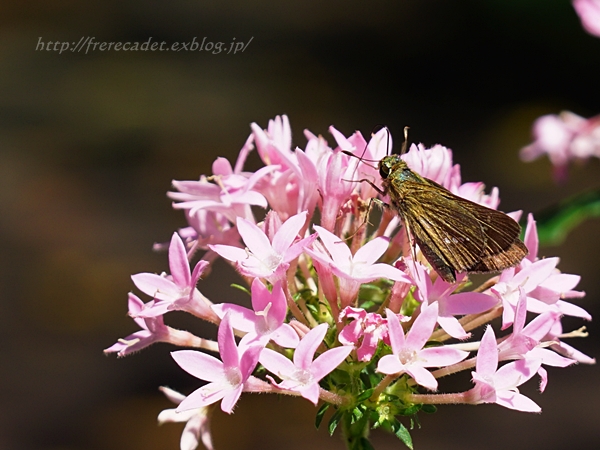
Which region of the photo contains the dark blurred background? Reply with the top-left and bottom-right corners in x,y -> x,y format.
1,1 -> 599,449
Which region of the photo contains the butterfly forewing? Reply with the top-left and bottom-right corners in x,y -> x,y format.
396,183 -> 490,272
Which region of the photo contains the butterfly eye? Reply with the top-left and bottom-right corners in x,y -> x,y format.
379,162 -> 390,179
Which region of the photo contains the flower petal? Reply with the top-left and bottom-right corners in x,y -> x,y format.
406,365 -> 438,390
168,232 -> 191,287
171,350 -> 224,383
405,302 -> 438,351
177,383 -> 227,412
260,348 -> 296,378
271,211 -> 307,254
310,346 -> 353,380
377,354 -> 405,375
293,323 -> 328,369
236,217 -> 273,260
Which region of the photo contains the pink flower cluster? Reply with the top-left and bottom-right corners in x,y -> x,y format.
107,115 -> 593,450
573,0 -> 600,37
520,111 -> 600,180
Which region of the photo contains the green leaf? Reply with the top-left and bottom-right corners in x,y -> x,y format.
356,388 -> 374,403
315,403 -> 330,429
421,404 -> 437,414
393,421 -> 414,450
328,410 -> 343,435
398,404 -> 420,416
230,283 -> 250,295
532,189 -> 600,246
306,303 -> 318,314
358,300 -> 376,310
352,406 -> 366,423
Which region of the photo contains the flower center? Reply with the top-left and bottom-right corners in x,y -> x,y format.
263,253 -> 283,270
224,366 -> 242,387
292,368 -> 314,386
255,302 -> 274,334
397,349 -> 417,365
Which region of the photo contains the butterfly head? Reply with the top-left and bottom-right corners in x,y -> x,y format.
379,154 -> 405,180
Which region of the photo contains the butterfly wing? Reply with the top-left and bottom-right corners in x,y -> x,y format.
389,178 -> 527,282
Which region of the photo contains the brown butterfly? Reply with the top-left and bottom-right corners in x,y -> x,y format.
376,153 -> 528,283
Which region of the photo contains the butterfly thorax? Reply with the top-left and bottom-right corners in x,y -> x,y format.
378,155 -> 424,208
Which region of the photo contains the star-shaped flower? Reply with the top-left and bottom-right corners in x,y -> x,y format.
467,325 -> 542,412
157,386 -> 214,450
171,313 -> 262,414
104,293 -> 169,357
210,211 -> 314,282
131,232 -> 216,321
377,304 -> 469,390
259,323 -> 353,404
212,278 -> 299,348
306,226 -> 411,307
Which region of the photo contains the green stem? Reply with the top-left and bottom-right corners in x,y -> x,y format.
341,408 -> 371,450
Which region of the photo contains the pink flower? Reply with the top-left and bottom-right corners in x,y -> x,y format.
403,143 -> 459,190
514,213 -> 590,321
317,149 -> 355,231
492,251 -> 590,328
306,226 -> 411,308
453,182 -> 500,209
210,211 -> 314,282
250,116 -> 322,219
328,126 -> 389,202
573,0 -> 600,37
520,111 -> 600,180
131,233 -> 217,321
496,288 -> 574,370
169,156 -> 275,223
180,209 -> 239,250
468,326 -> 542,412
492,257 -> 561,328
104,293 -> 169,356
377,304 -> 469,390
171,313 -> 262,414
158,386 -> 214,450
251,115 -> 294,169
212,278 -> 299,348
523,213 -> 539,263
338,307 -> 390,362
253,150 -> 320,220
411,262 -> 498,339
545,320 -> 596,365
259,323 -> 353,404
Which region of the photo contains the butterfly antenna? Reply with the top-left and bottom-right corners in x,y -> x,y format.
383,126 -> 392,156
400,126 -> 410,155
